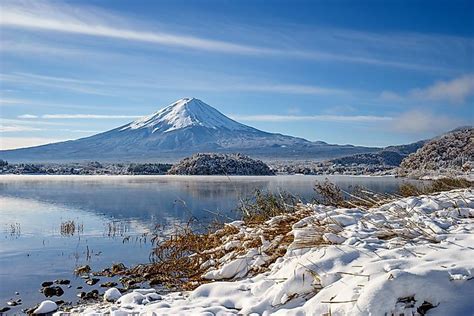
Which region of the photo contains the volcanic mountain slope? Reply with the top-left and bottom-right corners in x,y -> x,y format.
0,98 -> 378,162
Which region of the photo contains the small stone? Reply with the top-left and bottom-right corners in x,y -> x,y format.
76,286 -> 83,289
55,279 -> 71,285
23,305 -> 38,314
84,289 -> 99,300
74,265 -> 91,275
86,278 -> 100,286
7,300 -> 20,306
41,281 -> 53,287
0,307 -> 11,313
15,291 -> 20,295
146,293 -> 162,302
111,263 -> 126,274
100,281 -> 118,288
42,286 -> 64,297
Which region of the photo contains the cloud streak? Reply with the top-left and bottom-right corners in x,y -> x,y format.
0,0 -> 460,72
380,74 -> 474,104
0,136 -> 70,150
2,71 -> 346,96
17,113 -> 140,120
231,114 -> 392,123
409,75 -> 474,104
1,1 -> 269,55
0,125 -> 43,132
41,114 -> 141,119
390,110 -> 464,133
0,73 -> 114,96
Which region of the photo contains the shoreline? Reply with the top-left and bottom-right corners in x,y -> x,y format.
0,173 -> 397,179
42,188 -> 474,315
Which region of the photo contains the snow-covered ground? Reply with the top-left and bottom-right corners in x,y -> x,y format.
55,189 -> 474,316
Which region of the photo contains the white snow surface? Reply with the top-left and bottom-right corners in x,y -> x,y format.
59,189 -> 474,316
104,288 -> 122,302
121,98 -> 252,133
34,300 -> 58,314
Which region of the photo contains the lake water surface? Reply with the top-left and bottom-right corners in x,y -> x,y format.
0,175 -> 421,312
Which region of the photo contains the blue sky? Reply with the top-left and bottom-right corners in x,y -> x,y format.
0,0 -> 473,149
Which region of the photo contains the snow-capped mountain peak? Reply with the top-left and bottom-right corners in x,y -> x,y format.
121,98 -> 251,133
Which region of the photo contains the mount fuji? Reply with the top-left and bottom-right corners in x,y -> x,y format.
0,98 -> 378,162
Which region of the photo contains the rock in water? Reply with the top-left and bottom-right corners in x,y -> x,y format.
74,265 -> 91,275
85,278 -> 100,286
168,153 -> 274,175
100,281 -> 118,288
42,286 -> 64,297
104,288 -> 122,302
111,262 -> 127,274
54,279 -> 70,285
33,300 -> 58,314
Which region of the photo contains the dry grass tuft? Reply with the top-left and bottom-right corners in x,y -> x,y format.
399,178 -> 472,197
116,204 -> 309,290
238,189 -> 299,224
122,222 -> 225,289
314,179 -> 396,210
60,220 -> 83,236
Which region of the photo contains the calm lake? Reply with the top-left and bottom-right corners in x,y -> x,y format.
0,175 -> 421,312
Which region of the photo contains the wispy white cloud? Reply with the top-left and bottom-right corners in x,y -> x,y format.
409,75 -> 474,103
41,114 -> 141,119
0,97 -> 31,105
2,71 -> 346,96
17,114 -> 38,119
17,113 -> 140,120
380,74 -> 474,104
2,118 -> 78,127
0,124 -> 43,132
390,110 -> 464,133
0,73 -> 113,96
231,84 -> 344,95
231,114 -> 392,123
0,96 -> 123,110
0,1 -> 268,55
14,72 -> 106,85
0,136 -> 69,150
0,0 -> 462,73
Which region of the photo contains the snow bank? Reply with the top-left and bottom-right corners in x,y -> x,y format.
58,189 -> 474,315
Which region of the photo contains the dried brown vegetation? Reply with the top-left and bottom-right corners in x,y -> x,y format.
238,189 -> 299,224
94,177 -> 471,292
399,178 -> 472,197
60,220 -> 83,236
111,192 -> 308,290
314,179 -> 397,210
